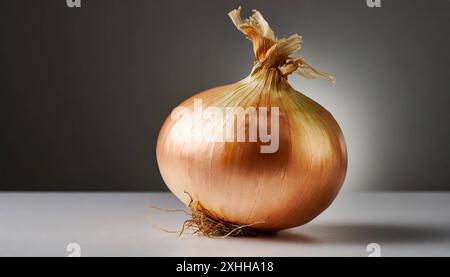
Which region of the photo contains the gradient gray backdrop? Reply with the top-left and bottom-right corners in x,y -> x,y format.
1,0 -> 449,191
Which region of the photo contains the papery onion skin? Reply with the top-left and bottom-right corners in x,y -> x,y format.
156,70 -> 347,231
156,8 -> 347,231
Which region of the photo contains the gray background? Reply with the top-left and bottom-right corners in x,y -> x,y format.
0,0 -> 449,191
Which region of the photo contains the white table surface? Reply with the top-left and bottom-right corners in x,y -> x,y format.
1,192 -> 449,257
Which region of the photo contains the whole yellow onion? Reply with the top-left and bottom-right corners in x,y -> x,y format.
156,7 -> 347,233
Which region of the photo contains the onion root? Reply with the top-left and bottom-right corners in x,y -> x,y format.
182,198 -> 271,238
149,192 -> 273,238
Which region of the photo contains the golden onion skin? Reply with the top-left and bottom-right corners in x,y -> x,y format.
156,69 -> 347,231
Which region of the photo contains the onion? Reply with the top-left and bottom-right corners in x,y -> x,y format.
156,7 -> 347,235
